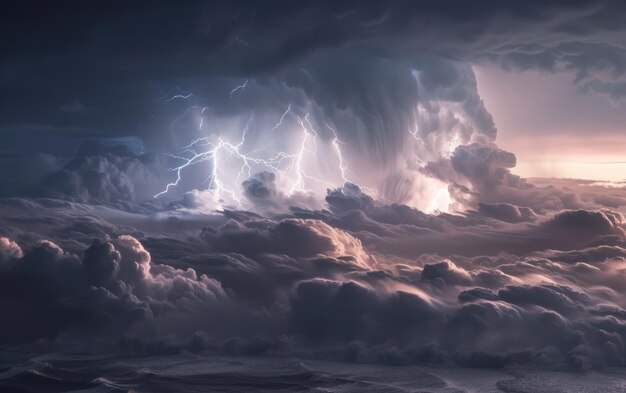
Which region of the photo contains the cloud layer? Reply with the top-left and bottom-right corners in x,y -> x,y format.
0,179 -> 625,369
2,0 -> 626,373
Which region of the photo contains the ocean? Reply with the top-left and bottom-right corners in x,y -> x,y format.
2,352 -> 626,392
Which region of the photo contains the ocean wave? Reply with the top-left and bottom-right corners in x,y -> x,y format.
3,352 -> 626,392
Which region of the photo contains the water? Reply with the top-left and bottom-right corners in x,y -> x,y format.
2,352 -> 626,392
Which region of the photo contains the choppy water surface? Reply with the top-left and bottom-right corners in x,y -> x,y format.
2,352 -> 626,393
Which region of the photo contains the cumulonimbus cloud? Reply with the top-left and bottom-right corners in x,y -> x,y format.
3,0 -> 626,374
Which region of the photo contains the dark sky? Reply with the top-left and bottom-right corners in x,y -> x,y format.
3,0 -> 626,153
2,0 -> 626,199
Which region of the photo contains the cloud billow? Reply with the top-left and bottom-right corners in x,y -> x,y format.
3,0 -> 626,374
0,180 -> 625,369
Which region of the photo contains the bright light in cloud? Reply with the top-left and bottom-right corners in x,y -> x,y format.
155,107 -> 362,208
8,2 -> 626,386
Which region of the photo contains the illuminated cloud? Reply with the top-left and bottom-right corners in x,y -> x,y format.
3,1 -> 626,381
0,190 -> 625,369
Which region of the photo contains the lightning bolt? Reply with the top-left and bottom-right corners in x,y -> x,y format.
155,98 -> 379,206
198,107 -> 209,130
328,124 -> 383,200
409,127 -> 425,150
270,104 -> 291,133
287,113 -> 342,194
166,93 -> 193,102
328,125 -> 348,183
301,117 -> 382,201
152,86 -> 196,102
230,80 -> 248,97
408,124 -> 456,211
155,112 -> 301,205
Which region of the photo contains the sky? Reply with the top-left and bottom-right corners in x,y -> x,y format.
476,66 -> 626,181
3,1 -> 626,385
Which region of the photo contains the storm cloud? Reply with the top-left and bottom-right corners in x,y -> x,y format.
2,0 -> 626,376
0,179 -> 625,369
4,0 -> 626,208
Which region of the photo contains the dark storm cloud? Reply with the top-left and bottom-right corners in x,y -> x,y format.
40,153 -> 162,204
0,174 -> 625,368
302,184 -> 624,258
2,0 -> 626,198
0,236 -> 229,346
421,144 -> 621,213
242,172 -> 278,203
533,245 -> 626,263
476,202 -> 537,223
5,0 -> 626,373
2,0 -> 626,211
1,199 -> 626,368
200,217 -> 369,262
421,260 -> 473,286
450,144 -> 518,190
3,0 -> 626,132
